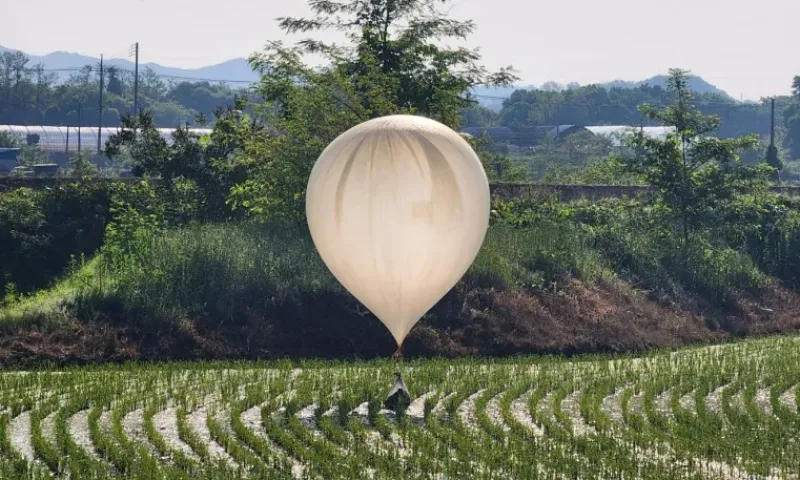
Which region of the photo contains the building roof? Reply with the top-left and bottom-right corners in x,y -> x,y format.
545,124 -> 677,146
0,148 -> 20,160
0,125 -> 213,153
585,125 -> 676,146
547,125 -> 579,139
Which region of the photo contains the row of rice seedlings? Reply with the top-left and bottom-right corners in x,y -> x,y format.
206,411 -> 275,478
615,344 -> 794,477
231,382 -> 297,479
30,394 -> 62,475
54,394 -> 114,478
0,410 -> 53,479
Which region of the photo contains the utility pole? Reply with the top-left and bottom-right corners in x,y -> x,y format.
767,97 -> 782,184
77,102 -> 82,153
97,54 -> 104,155
132,42 -> 139,116
770,97 -> 776,147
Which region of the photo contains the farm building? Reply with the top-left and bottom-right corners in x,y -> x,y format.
549,125 -> 676,146
460,124 -> 676,148
0,125 -> 214,154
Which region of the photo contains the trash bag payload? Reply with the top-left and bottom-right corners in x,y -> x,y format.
384,371 -> 411,412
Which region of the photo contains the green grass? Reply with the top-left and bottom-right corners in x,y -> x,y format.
0,256 -> 103,329
0,220 -> 613,327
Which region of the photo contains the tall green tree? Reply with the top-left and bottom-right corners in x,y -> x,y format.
106,66 -> 124,97
229,0 -> 517,224
765,144 -> 782,182
621,69 -> 767,244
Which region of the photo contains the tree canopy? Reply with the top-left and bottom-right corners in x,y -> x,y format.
225,0 -> 517,223
0,50 -> 247,128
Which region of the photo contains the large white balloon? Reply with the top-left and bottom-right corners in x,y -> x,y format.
306,114 -> 490,347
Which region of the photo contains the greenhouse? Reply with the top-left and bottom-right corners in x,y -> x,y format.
0,125 -> 213,153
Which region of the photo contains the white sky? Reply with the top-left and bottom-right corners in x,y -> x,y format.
1,0 -> 798,100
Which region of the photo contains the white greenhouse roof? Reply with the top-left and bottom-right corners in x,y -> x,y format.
0,125 -> 213,153
585,125 -> 676,146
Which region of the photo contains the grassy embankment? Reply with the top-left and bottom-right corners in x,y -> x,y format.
2,193 -> 800,364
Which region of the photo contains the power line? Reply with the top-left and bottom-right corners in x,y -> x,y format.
28,66 -> 255,84
4,62 -> 798,117
18,67 -> 800,104
469,93 -> 792,108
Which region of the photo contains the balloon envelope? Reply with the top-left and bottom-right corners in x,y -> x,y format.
306,115 -> 490,346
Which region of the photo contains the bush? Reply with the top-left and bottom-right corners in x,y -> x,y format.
466,222 -> 609,293
0,184 -> 111,294
594,210 -> 766,307
85,222 -> 335,324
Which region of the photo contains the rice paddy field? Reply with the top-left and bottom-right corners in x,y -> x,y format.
0,336 -> 799,479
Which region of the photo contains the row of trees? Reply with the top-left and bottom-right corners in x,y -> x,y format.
104,0 -> 781,229
0,50 -> 243,127
463,86 -> 777,138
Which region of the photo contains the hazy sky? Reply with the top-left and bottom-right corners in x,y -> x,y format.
2,0 -> 798,100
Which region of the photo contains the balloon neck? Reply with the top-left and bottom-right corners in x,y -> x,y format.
393,346 -> 403,360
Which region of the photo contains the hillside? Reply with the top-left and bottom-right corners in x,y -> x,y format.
601,74 -> 734,100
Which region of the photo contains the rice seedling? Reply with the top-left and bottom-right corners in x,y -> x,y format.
0,336 -> 797,478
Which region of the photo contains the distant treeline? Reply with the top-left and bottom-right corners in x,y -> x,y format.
0,51 -> 250,128
462,83 -> 786,140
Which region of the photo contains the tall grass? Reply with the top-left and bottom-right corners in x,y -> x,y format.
466,221 -> 610,292
96,220 -> 614,319
85,222 -> 337,324
594,214 -> 767,306
0,206 -> 781,332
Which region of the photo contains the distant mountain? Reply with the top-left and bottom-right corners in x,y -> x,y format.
2,46 -> 735,106
600,75 -> 733,100
0,45 -> 259,85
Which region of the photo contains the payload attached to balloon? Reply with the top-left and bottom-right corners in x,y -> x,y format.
306,114 -> 491,349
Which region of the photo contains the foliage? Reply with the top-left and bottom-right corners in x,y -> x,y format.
106,106 -> 253,221
492,81 -> 774,140
101,181 -> 166,277
765,145 -> 782,182
0,184 -> 110,294
512,131 -> 618,182
227,0 -> 517,224
17,144 -> 50,167
620,69 -> 767,243
493,196 -> 770,305
460,102 -> 499,127
67,152 -> 98,178
541,155 -> 645,185
0,49 -> 248,128
465,135 -> 529,182
783,76 -> 800,160
0,131 -> 22,148
466,221 -> 608,292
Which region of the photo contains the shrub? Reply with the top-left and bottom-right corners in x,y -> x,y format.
0,184 -> 110,294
